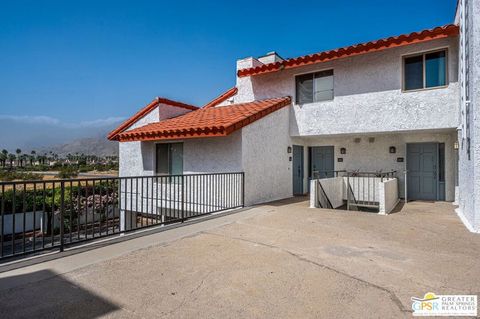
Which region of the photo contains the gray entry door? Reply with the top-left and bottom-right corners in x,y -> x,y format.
311,146 -> 334,178
407,143 -> 438,200
292,145 -> 304,195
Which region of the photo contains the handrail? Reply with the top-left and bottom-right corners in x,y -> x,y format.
0,172 -> 246,186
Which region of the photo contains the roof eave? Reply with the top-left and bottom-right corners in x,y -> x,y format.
238,24 -> 459,78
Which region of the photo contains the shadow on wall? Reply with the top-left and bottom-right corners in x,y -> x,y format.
0,269 -> 120,319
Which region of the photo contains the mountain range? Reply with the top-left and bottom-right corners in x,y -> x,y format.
39,136 -> 119,157
0,116 -> 123,157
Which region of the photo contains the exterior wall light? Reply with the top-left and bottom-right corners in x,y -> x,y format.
389,146 -> 396,154
340,147 -> 346,154
287,146 -> 292,153
454,141 -> 459,150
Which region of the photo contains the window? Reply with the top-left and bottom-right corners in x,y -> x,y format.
155,143 -> 183,175
296,70 -> 333,104
403,50 -> 447,91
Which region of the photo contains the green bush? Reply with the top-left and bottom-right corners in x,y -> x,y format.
0,171 -> 43,181
57,167 -> 78,179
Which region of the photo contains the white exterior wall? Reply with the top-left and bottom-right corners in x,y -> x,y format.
183,132 -> 242,173
379,178 -> 400,215
119,107 -> 293,207
119,103 -> 194,177
241,106 -> 292,205
293,130 -> 457,201
457,0 -> 480,232
235,38 -> 459,136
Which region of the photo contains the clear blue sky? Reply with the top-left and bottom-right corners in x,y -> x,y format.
0,0 -> 456,149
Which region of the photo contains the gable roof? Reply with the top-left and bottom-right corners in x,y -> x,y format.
203,87 -> 238,109
114,96 -> 291,142
107,97 -> 198,140
238,24 -> 459,77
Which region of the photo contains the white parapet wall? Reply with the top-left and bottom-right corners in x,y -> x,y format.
310,176 -> 399,215
319,177 -> 344,208
378,178 -> 400,215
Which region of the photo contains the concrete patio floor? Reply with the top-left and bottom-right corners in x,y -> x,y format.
0,198 -> 479,318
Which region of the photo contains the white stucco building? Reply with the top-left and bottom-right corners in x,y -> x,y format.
109,1 -> 480,233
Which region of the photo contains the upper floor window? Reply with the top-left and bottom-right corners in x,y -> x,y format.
156,142 -> 183,175
403,49 -> 447,91
296,69 -> 333,104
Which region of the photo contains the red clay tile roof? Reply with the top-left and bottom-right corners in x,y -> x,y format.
238,24 -> 459,77
203,87 -> 238,109
114,96 -> 291,142
107,97 -> 198,140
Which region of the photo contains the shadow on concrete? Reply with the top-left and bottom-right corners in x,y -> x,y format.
388,201 -> 405,215
263,196 -> 310,207
0,269 -> 120,319
0,206 -> 249,273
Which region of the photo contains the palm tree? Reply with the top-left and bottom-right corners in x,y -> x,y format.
15,148 -> 22,167
0,152 -> 6,168
30,150 -> 36,166
8,154 -> 15,168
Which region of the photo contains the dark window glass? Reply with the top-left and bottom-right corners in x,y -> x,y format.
425,51 -> 446,88
296,73 -> 313,104
404,55 -> 424,90
296,70 -> 333,104
156,144 -> 169,175
156,143 -> 183,175
404,50 -> 447,91
169,143 -> 183,175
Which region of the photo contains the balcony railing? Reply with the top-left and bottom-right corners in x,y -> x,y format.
0,172 -> 244,261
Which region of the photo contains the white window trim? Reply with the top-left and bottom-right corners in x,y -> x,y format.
401,47 -> 449,93
293,68 -> 335,106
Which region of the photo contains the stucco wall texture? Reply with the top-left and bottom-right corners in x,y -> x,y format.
292,130 -> 457,201
235,37 -> 459,136
457,0 -> 480,232
117,26 -> 475,228
120,105 -> 292,206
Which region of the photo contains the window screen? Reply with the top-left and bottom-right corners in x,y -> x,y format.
296,70 -> 333,104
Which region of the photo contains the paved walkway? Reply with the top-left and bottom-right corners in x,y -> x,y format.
0,199 -> 478,318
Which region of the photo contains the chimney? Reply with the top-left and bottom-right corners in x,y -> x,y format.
257,51 -> 284,64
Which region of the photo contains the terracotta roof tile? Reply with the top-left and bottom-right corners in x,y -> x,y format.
115,96 -> 291,142
238,24 -> 459,77
203,87 -> 238,109
107,97 -> 198,140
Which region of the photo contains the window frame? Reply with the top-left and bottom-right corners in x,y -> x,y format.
401,47 -> 449,93
155,142 -> 184,176
294,68 -> 334,105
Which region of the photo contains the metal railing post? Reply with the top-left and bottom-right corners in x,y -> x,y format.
181,175 -> 185,222
241,172 -> 245,207
60,181 -> 65,252
346,173 -> 350,211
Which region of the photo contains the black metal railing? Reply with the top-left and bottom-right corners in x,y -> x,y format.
312,170 -> 345,179
0,172 -> 244,261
